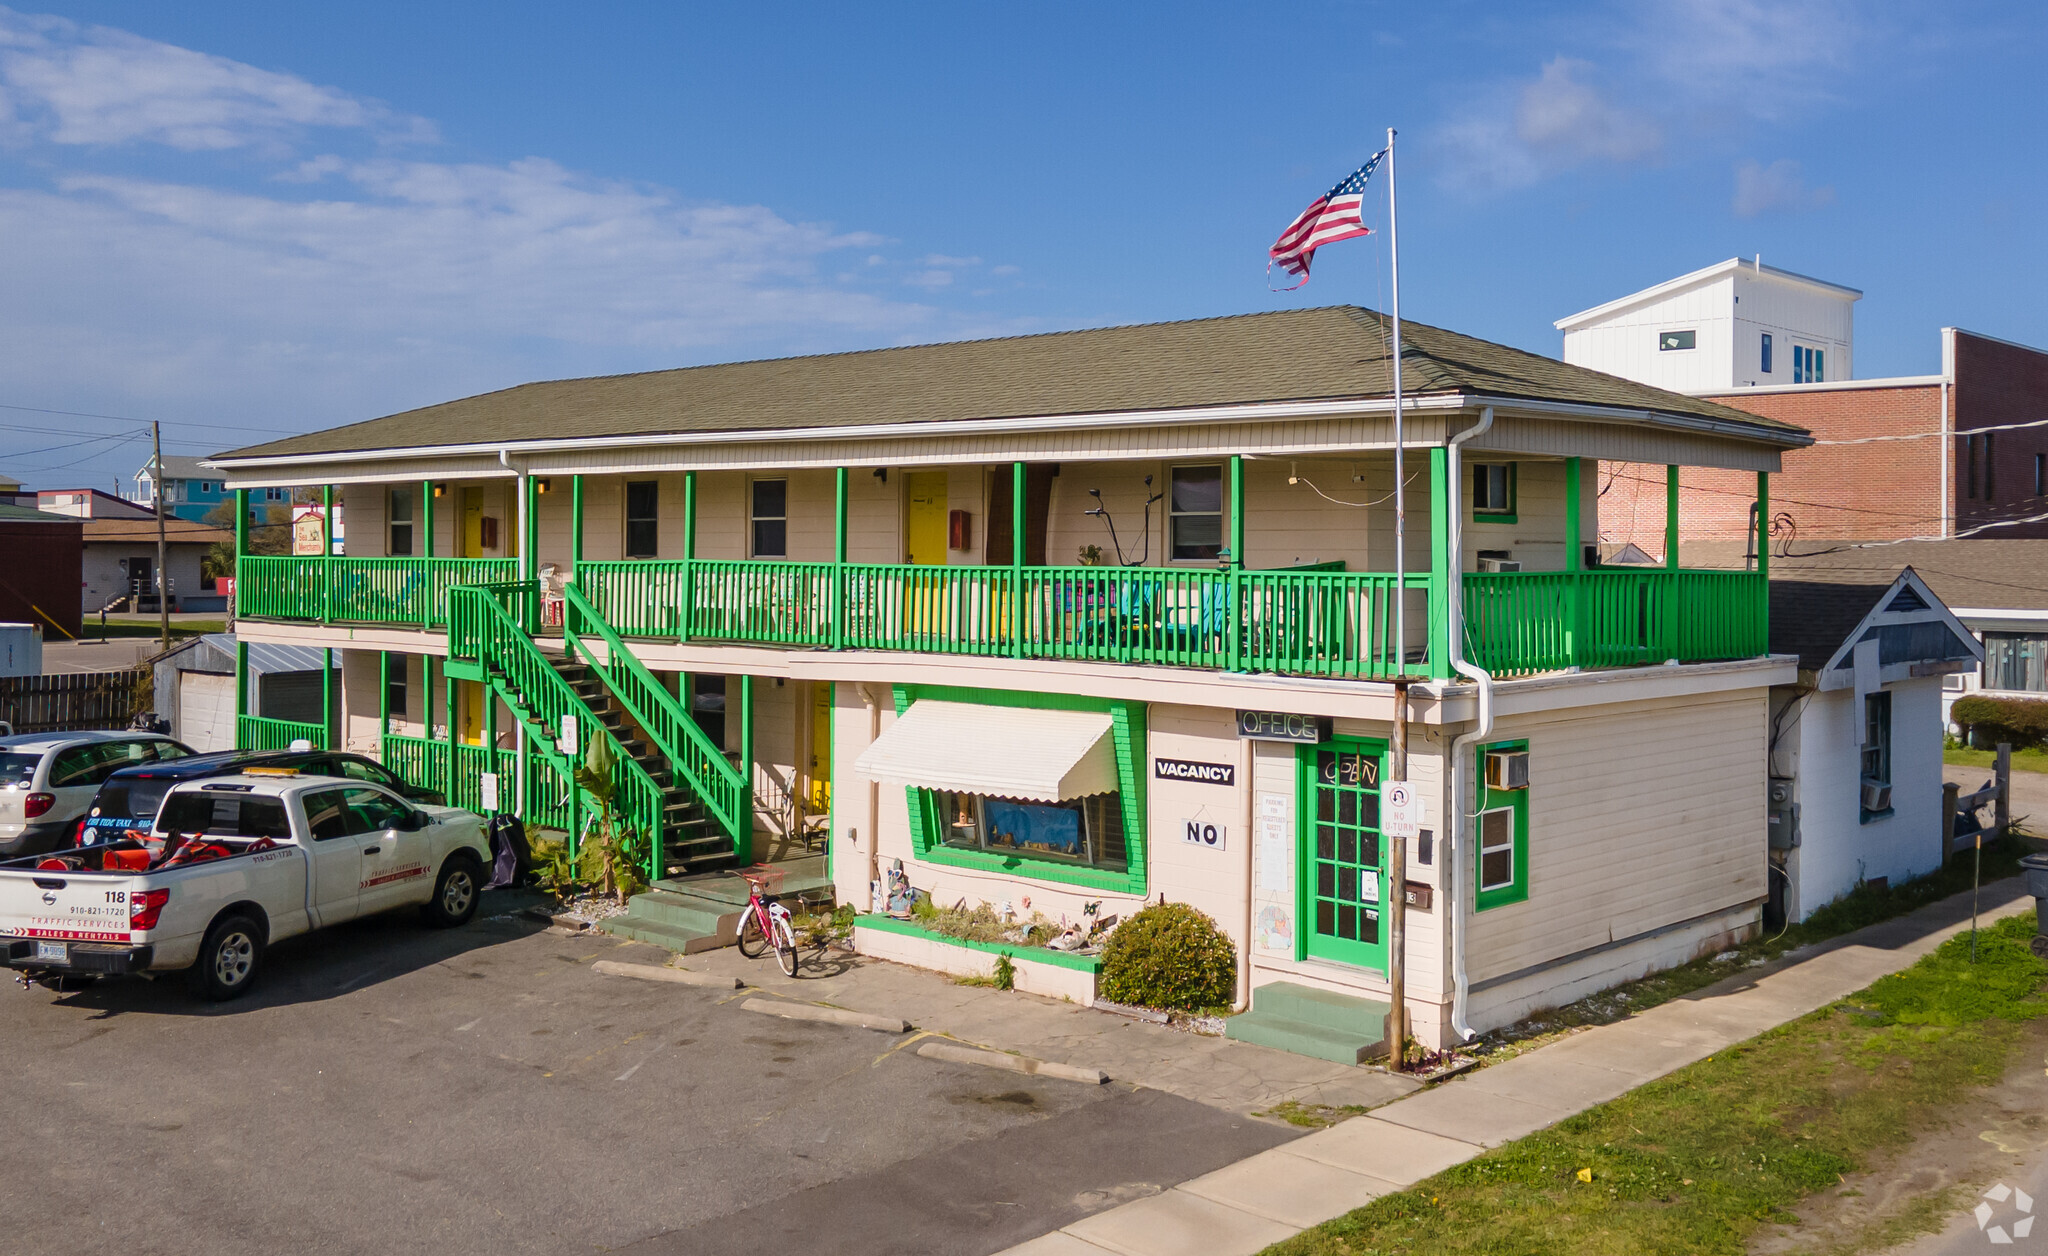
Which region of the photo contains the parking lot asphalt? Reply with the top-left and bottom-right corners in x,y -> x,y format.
0,891 -> 1295,1256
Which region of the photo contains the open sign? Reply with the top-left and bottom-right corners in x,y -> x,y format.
1181,820 -> 1227,850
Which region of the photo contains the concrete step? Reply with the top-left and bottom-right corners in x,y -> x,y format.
607,888 -> 738,938
1225,981 -> 1389,1066
596,911 -> 732,955
652,855 -> 833,908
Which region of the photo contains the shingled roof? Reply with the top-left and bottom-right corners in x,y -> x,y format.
1766,541 -> 2048,614
215,306 -> 1808,462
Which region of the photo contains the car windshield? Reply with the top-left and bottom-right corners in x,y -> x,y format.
0,753 -> 40,786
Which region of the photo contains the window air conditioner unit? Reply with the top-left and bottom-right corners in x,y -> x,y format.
1484,750 -> 1530,791
1860,779 -> 1892,813
1476,555 -> 1521,573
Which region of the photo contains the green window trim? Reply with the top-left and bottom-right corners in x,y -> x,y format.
1474,738 -> 1530,911
1472,461 -> 1517,525
893,683 -> 1148,895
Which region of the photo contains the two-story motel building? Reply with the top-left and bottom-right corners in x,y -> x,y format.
209,307 -> 1805,1054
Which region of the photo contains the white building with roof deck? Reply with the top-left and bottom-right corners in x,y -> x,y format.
1557,257 -> 1861,392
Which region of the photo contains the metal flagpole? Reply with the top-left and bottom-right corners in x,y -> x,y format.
1384,125 -> 1409,1068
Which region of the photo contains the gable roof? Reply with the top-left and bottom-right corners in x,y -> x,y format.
213,306 -> 1808,463
137,455 -> 211,481
0,502 -> 82,525
1555,258 -> 1863,332
1769,564 -> 1982,674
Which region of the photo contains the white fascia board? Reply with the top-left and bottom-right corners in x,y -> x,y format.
1812,568 -> 1984,681
1953,608 -> 2048,628
206,389 -> 1810,479
1692,375 -> 1946,398
1557,258 -> 1862,332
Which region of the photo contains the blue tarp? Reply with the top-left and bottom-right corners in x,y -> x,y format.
985,798 -> 1083,854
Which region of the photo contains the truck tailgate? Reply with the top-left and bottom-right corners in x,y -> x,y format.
0,868 -> 146,943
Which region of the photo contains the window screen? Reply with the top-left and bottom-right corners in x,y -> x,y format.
1478,807 -> 1515,891
751,479 -> 788,558
389,487 -> 414,557
1168,465 -> 1223,561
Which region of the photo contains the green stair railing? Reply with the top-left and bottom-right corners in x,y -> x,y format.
562,581 -> 748,854
447,581 -> 671,880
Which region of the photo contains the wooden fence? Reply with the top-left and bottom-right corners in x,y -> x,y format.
0,669 -> 147,734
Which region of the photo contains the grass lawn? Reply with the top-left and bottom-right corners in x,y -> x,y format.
1264,912 -> 2048,1256
75,619 -> 227,639
1945,744 -> 2048,774
1471,835 -> 2037,1063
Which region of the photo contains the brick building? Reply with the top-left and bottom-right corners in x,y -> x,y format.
1599,328 -> 2048,558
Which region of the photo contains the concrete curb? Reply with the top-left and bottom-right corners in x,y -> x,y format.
741,997 -> 909,1033
592,959 -> 742,990
917,1040 -> 1110,1085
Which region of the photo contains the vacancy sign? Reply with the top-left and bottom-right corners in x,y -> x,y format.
1384,781 -> 1422,839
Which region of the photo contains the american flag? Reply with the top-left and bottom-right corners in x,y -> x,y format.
1269,151 -> 1385,288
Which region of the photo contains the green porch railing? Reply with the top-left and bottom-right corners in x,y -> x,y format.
447,582 -> 673,880
1462,568 -> 1767,677
237,714 -> 326,750
383,733 -> 578,831
576,559 -> 1438,679
563,581 -> 748,847
237,555 -> 519,628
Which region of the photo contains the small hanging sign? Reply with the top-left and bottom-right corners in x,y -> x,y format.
479,772 -> 500,813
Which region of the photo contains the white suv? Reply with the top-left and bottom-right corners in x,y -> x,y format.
0,731 -> 193,857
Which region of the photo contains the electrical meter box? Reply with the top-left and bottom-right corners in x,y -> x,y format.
1767,777 -> 1800,850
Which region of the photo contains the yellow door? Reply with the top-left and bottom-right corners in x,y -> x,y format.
458,680 -> 484,746
808,683 -> 832,814
461,488 -> 484,558
904,472 -> 947,565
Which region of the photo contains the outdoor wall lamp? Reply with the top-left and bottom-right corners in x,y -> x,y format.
535,478 -> 553,494
873,468 -> 888,483
432,483 -> 446,498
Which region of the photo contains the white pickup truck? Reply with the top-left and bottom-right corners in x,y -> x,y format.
0,771 -> 491,1000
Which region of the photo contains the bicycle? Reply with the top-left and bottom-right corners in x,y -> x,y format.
735,873 -> 800,976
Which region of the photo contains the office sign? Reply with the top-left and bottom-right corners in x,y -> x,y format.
1155,757 -> 1234,786
1236,710 -> 1331,743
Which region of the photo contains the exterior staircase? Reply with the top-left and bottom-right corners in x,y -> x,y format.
551,655 -> 736,878
1225,980 -> 1390,1065
444,580 -> 746,882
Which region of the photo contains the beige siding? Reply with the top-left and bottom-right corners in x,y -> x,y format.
1464,691 -> 1768,986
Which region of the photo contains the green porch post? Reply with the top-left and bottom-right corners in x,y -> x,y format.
235,639 -> 249,744
421,481 -> 435,558
680,471 -> 697,642
233,488 -> 248,624
1564,457 -> 1584,668
1664,465 -> 1680,570
570,474 -> 585,581
524,474 -> 540,627
1226,455 -> 1244,670
321,484 -> 335,623
1011,461 -> 1026,660
441,656 -> 456,805
378,650 -> 390,734
1429,446 -> 1452,679
737,673 -> 754,866
834,467 -> 849,651
321,648 -> 333,750
1756,471 -> 1770,656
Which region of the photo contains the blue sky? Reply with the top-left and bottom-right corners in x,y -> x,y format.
0,1 -> 2039,489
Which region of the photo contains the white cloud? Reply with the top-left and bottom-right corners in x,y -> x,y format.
903,268 -> 955,289
0,11 -> 1022,470
1627,0 -> 1861,120
0,7 -> 431,150
1732,158 -> 1835,217
1516,59 -> 1660,164
919,253 -> 981,268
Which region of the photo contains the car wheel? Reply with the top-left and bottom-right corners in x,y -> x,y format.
189,913 -> 264,1002
423,854 -> 481,928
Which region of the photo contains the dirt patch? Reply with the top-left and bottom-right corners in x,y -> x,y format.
1750,1017 -> 2048,1255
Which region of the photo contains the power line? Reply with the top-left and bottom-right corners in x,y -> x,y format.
0,401 -> 287,436
1812,414 -> 2048,446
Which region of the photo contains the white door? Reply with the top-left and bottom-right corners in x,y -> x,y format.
345,787 -> 433,915
299,786 -> 365,927
178,672 -> 235,752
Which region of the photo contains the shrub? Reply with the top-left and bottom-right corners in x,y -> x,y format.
1951,694 -> 2048,750
1098,901 -> 1237,1012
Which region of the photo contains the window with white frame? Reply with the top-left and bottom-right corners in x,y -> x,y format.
1477,807 -> 1515,892
1862,691 -> 1892,788
1168,465 -> 1223,561
1472,463 -> 1515,517
1793,344 -> 1825,383
750,479 -> 787,558
388,487 -> 415,557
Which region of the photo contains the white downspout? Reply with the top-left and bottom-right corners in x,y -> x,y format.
500,448 -> 529,816
1443,406 -> 1496,1042
855,683 -> 884,911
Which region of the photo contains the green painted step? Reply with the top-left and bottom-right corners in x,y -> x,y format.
1225,981 -> 1390,1066
597,912 -> 732,956
651,854 -> 833,908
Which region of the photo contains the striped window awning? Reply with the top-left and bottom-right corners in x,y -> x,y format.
853,700 -> 1118,802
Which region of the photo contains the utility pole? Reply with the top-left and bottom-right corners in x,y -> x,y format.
152,421 -> 170,653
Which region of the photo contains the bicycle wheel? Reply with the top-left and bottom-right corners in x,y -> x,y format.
736,908 -> 767,958
774,917 -> 800,977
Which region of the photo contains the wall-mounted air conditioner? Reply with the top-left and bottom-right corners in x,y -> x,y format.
1476,554 -> 1521,573
1485,750 -> 1530,791
1860,779 -> 1892,813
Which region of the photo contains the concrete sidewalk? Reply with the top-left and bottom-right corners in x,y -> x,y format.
996,877 -> 2037,1256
